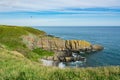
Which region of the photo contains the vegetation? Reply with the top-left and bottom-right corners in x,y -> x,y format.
0,25 -> 120,80
25,48 -> 54,61
32,48 -> 54,57
0,25 -> 46,50
0,25 -> 53,61
0,47 -> 120,80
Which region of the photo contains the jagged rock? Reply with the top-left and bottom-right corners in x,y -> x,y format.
73,56 -> 86,61
22,34 -> 103,56
53,56 -> 59,61
65,57 -> 74,62
58,56 -> 66,62
47,56 -> 54,60
92,44 -> 104,51
53,56 -> 86,62
65,40 -> 91,51
52,61 -> 60,66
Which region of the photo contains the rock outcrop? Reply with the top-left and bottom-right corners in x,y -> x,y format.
92,45 -> 104,51
0,25 -> 104,63
22,33 -> 104,62
22,34 -> 103,54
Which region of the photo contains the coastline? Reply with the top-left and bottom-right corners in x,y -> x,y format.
0,25 -> 119,80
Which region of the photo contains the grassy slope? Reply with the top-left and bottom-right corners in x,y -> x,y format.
0,25 -> 120,80
0,25 -> 46,50
0,25 -> 54,61
0,47 -> 120,80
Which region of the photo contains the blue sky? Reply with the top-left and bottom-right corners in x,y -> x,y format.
0,0 -> 120,26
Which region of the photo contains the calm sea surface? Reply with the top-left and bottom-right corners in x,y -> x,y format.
34,26 -> 120,67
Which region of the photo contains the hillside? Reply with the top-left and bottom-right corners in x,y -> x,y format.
0,25 -> 120,80
0,25 -> 46,50
0,25 -> 54,61
0,44 -> 120,80
0,25 -> 103,61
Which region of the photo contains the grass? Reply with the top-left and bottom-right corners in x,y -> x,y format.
0,47 -> 120,80
24,48 -> 54,61
0,25 -> 46,50
0,25 -> 53,61
32,48 -> 54,58
0,25 -> 120,80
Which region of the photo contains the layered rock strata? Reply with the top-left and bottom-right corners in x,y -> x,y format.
22,34 -> 103,62
22,34 -> 96,52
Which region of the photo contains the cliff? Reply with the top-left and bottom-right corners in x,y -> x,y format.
22,32 -> 103,55
22,34 -> 93,52
0,25 -> 103,61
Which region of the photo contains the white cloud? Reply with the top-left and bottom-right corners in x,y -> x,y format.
0,0 -> 120,12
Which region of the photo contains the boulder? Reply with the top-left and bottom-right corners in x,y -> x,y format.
73,56 -> 85,61
92,44 -> 104,51
53,56 -> 59,61
47,56 -> 54,60
65,57 -> 74,62
52,61 -> 60,66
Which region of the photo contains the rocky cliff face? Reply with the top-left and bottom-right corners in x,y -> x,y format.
22,34 -> 66,51
0,25 -> 103,63
22,34 -> 94,53
22,34 -> 104,62
22,34 -> 104,53
65,40 -> 91,51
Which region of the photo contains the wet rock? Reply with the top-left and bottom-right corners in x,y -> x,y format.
54,56 -> 86,62
53,56 -> 59,61
75,56 -> 86,61
58,56 -> 66,62
52,61 -> 60,66
65,57 -> 74,62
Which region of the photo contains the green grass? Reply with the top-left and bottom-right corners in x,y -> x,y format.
0,25 -> 46,50
0,47 -> 120,80
0,25 -> 53,61
32,48 -> 54,57
24,48 -> 54,61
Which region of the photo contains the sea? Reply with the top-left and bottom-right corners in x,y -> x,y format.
34,26 -> 120,67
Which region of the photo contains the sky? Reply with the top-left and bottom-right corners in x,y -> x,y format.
0,0 -> 120,26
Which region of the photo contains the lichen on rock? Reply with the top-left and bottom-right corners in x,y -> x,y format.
22,33 -> 103,60
22,34 -> 94,53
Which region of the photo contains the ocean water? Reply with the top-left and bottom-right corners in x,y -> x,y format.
34,26 -> 120,67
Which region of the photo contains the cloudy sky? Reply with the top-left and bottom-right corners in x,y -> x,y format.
0,0 -> 120,26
